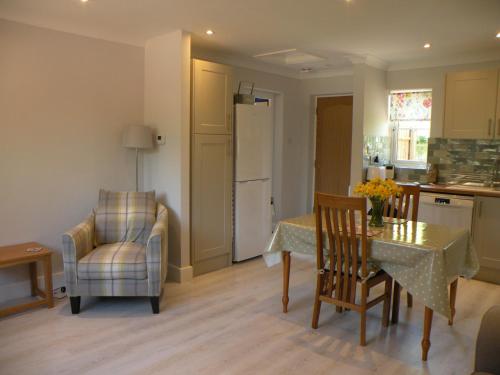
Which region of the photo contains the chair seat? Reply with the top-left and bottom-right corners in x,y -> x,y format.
78,242 -> 147,280
324,259 -> 381,281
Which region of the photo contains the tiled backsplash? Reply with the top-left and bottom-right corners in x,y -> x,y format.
394,167 -> 430,183
363,136 -> 500,184
427,138 -> 500,184
363,136 -> 391,165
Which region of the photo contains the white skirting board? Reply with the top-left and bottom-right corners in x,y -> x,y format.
167,263 -> 193,283
0,271 -> 65,304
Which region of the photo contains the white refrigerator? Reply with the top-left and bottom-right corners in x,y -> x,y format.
233,103 -> 273,262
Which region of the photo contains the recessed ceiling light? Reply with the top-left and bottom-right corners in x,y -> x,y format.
81,0 -> 88,2
423,43 -> 431,49
301,67 -> 313,73
496,32 -> 500,38
205,30 -> 214,36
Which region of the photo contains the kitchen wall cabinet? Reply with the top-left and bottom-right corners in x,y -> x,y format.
191,59 -> 234,276
192,59 -> 233,135
443,69 -> 499,139
473,196 -> 500,282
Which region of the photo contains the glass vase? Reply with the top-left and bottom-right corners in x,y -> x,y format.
369,197 -> 385,227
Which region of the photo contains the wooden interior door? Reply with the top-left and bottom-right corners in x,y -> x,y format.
314,96 -> 353,196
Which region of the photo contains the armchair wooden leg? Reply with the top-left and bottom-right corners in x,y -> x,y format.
70,296 -> 81,314
150,297 -> 160,314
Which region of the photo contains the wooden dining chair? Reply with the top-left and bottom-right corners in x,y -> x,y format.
383,183 -> 420,323
311,193 -> 393,346
383,183 -> 420,222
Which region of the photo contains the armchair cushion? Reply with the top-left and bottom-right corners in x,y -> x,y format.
95,190 -> 156,245
77,242 -> 147,280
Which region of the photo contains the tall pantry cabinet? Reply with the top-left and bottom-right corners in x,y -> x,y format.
191,59 -> 234,276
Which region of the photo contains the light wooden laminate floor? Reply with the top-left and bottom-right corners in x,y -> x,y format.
1,256 -> 499,375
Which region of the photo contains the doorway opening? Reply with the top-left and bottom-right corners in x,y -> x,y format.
253,89 -> 283,228
313,95 -> 354,198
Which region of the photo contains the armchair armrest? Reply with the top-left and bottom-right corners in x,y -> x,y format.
146,203 -> 168,296
62,212 -> 95,295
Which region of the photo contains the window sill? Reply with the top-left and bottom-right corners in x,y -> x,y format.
394,162 -> 427,170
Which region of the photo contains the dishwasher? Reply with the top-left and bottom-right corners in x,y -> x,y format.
418,192 -> 474,230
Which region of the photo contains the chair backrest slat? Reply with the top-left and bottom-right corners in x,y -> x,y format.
325,207 -> 336,296
315,193 -> 368,303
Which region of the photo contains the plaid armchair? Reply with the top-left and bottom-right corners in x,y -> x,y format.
62,190 -> 168,314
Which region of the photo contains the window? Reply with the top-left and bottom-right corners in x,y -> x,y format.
389,90 -> 432,166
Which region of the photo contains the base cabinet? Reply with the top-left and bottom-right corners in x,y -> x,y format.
473,196 -> 500,284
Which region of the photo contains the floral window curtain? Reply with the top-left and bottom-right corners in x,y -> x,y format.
389,91 -> 432,121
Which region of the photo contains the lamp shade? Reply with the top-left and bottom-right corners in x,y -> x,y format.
123,125 -> 153,149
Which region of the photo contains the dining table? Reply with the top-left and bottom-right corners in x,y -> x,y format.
263,214 -> 479,361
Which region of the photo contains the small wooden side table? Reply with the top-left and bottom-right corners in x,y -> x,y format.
0,242 -> 54,318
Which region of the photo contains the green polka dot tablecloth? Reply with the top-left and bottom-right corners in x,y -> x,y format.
264,214 -> 479,319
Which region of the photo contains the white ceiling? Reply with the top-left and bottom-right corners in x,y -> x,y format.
1,0 -> 500,77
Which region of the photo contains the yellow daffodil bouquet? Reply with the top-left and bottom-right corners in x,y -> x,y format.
354,178 -> 402,227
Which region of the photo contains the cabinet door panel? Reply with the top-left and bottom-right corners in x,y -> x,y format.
192,59 -> 233,135
192,134 -> 233,262
444,70 -> 498,139
473,197 -> 500,270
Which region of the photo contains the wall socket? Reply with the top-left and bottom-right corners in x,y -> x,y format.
156,135 -> 166,145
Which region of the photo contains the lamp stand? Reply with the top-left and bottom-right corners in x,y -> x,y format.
135,147 -> 139,192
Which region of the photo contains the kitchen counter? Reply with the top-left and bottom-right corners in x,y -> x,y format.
419,184 -> 500,198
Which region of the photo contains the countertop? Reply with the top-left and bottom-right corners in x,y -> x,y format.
419,184 -> 500,198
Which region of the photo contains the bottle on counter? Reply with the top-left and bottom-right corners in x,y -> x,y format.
426,163 -> 438,184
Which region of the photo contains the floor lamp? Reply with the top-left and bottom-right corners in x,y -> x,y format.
123,125 -> 153,192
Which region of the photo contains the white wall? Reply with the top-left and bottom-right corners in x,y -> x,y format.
351,64 -> 366,190
0,20 -> 144,301
363,65 -> 388,137
143,31 -> 192,282
387,60 -> 500,137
